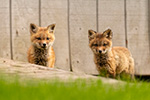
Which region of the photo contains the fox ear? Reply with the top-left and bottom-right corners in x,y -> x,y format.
88,30 -> 97,41
30,23 -> 38,34
103,28 -> 113,39
47,24 -> 56,33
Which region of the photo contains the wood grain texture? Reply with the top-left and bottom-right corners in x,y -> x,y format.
69,0 -> 98,74
41,0 -> 70,70
0,58 -> 123,84
0,0 -> 11,59
127,0 -> 150,75
98,0 -> 126,47
11,0 -> 39,62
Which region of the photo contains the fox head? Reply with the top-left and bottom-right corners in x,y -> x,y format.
88,29 -> 113,55
30,23 -> 56,49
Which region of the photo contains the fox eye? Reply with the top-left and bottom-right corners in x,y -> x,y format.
37,37 -> 41,40
103,43 -> 107,46
47,37 -> 50,40
93,44 -> 98,46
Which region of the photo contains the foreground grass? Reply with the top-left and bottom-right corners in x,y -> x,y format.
0,76 -> 150,100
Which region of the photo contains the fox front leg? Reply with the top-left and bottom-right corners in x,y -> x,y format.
105,64 -> 116,78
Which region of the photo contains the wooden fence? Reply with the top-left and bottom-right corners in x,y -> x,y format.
0,0 -> 150,75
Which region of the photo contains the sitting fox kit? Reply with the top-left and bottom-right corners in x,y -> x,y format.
27,23 -> 56,68
88,29 -> 134,79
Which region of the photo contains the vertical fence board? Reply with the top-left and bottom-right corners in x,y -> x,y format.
41,0 -> 70,70
127,0 -> 150,75
98,0 -> 126,47
11,0 -> 39,62
69,0 -> 98,74
0,0 -> 11,59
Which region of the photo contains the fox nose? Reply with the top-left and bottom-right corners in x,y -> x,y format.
43,43 -> 46,47
99,50 -> 102,53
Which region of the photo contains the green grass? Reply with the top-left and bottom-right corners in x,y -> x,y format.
0,75 -> 150,100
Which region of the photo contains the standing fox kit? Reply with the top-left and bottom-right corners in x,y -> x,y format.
28,23 -> 56,68
88,29 -> 134,79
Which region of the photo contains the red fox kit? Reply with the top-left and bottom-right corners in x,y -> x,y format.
88,29 -> 134,79
27,23 -> 56,68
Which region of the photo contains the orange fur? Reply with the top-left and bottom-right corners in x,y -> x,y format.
88,29 -> 134,79
27,23 -> 56,68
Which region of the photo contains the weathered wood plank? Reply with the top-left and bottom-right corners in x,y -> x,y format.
41,0 -> 70,70
98,0 -> 126,47
11,0 -> 39,62
69,0 -> 98,74
0,0 -> 11,59
0,58 -> 123,84
127,0 -> 150,75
